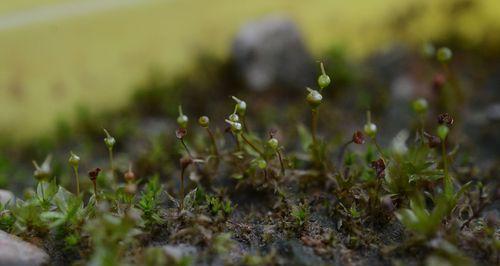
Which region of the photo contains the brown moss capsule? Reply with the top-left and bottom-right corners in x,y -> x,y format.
437,113 -> 454,126
88,168 -> 101,181
371,159 -> 386,178
352,131 -> 365,145
432,73 -> 446,91
175,128 -> 187,139
124,164 -> 135,183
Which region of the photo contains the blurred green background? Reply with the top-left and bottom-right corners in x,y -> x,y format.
0,0 -> 499,140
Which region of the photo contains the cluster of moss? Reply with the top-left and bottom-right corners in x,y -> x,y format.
0,48 -> 498,266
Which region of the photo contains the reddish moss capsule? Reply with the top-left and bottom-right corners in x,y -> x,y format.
352,131 -> 365,145
371,159 -> 386,178
437,113 -> 454,126
88,168 -> 101,181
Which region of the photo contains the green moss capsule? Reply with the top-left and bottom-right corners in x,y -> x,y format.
436,47 -> 452,63
68,151 -> 80,168
317,62 -> 331,89
198,116 -> 210,128
364,123 -> 377,138
177,105 -> 188,129
268,137 -> 278,150
412,98 -> 428,114
256,159 -> 267,169
232,96 -> 247,116
225,119 -> 242,134
306,88 -> 322,108
229,113 -> 239,122
437,125 -> 449,140
103,129 -> 116,149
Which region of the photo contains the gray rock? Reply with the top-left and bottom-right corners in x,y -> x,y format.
0,189 -> 14,205
0,230 -> 49,266
162,244 -> 197,262
231,15 -> 314,91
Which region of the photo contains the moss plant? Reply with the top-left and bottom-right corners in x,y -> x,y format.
103,128 -> 116,180
68,151 -> 81,197
0,58 -> 497,266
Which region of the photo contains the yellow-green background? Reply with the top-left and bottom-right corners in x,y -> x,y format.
0,0 -> 498,140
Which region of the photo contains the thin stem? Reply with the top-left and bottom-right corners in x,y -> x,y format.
73,166 -> 80,197
337,140 -> 353,170
418,114 -> 425,143
242,115 -> 249,133
40,182 -> 45,201
241,133 -> 264,156
92,180 -> 98,204
180,167 -> 185,210
372,138 -> 387,163
108,148 -> 114,179
180,139 -> 193,158
277,149 -> 285,176
311,108 -> 318,145
206,127 -> 219,156
441,140 -> 451,197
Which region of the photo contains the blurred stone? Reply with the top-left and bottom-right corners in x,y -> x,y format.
0,230 -> 49,266
485,103 -> 500,121
231,15 -> 314,91
0,189 -> 14,205
162,244 -> 197,262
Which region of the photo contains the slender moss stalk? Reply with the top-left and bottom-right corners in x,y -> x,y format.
73,167 -> 80,196
277,149 -> 285,176
441,140 -> 452,197
241,133 -> 264,156
311,108 -> 318,145
206,127 -> 219,157
180,167 -> 185,210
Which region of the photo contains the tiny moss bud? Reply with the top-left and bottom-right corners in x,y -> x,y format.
232,96 -> 247,116
68,151 -> 80,168
268,137 -> 279,150
317,62 -> 331,89
198,116 -> 210,127
364,123 -> 377,138
225,120 -> 242,134
412,98 -> 428,114
229,113 -> 240,122
421,42 -> 435,58
436,47 -> 452,63
437,125 -> 449,140
33,156 -> 52,182
364,111 -> 377,138
103,129 -> 116,149
306,88 -> 322,108
177,105 -> 188,129
256,159 -> 267,169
